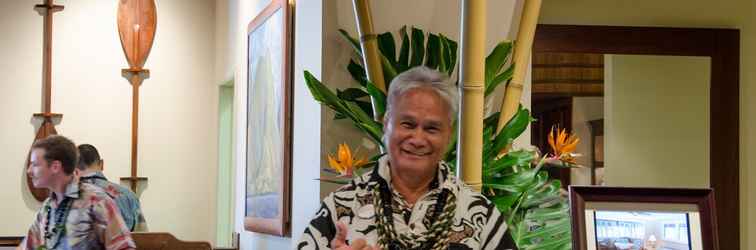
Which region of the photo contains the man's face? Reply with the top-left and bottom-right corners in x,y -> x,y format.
27,148 -> 57,188
385,87 -> 453,175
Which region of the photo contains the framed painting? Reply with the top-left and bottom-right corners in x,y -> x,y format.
570,186 -> 719,250
244,0 -> 292,236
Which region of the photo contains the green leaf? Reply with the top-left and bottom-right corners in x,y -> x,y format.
519,233 -> 572,250
337,88 -> 369,101
524,204 -> 569,222
356,121 -> 384,147
377,32 -> 397,64
347,60 -> 368,87
344,100 -> 373,124
365,81 -> 387,117
483,168 -> 539,193
483,112 -> 501,131
380,54 -> 399,88
520,180 -> 563,208
303,71 -> 346,112
484,106 -> 532,161
338,29 -> 362,57
353,100 -> 375,120
485,64 -> 514,97
441,35 -> 458,76
519,218 -> 571,242
425,33 -> 440,69
482,149 -> 535,176
491,194 -> 520,214
485,41 -> 513,88
397,26 -> 410,72
410,27 -> 425,67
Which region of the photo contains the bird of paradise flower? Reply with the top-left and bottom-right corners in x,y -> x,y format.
547,126 -> 581,165
319,143 -> 372,184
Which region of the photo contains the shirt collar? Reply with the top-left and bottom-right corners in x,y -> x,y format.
80,171 -> 107,180
51,178 -> 80,202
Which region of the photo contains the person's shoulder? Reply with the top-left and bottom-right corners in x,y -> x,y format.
105,180 -> 138,198
80,182 -> 117,203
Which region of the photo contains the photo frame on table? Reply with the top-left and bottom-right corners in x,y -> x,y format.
570,186 -> 718,250
244,0 -> 292,236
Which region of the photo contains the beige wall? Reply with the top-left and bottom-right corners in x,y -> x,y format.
0,0 -> 218,244
540,1 -> 753,248
604,55 -> 710,188
571,97 -> 604,185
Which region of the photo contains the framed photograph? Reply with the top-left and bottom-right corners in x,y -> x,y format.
244,0 -> 292,236
570,186 -> 718,250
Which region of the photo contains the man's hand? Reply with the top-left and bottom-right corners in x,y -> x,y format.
330,222 -> 377,250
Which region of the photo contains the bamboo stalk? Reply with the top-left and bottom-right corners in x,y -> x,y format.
496,0 -> 542,134
351,0 -> 386,122
458,0 -> 486,192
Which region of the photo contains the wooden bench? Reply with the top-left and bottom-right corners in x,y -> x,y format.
132,232 -> 212,250
2,233 -> 234,250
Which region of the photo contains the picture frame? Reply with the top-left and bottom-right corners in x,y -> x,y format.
244,0 -> 292,236
570,186 -> 718,250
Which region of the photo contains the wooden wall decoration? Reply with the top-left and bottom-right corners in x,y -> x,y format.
117,0 -> 157,192
26,0 -> 65,202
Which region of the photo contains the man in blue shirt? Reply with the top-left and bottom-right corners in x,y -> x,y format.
76,144 -> 148,232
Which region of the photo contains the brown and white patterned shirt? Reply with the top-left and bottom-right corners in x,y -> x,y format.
298,156 -> 508,250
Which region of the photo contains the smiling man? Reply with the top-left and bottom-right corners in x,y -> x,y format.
20,135 -> 135,250
298,67 -> 508,250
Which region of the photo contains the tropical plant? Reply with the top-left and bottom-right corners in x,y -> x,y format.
304,26 -> 572,250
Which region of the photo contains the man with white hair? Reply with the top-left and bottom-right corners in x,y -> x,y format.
298,66 -> 508,250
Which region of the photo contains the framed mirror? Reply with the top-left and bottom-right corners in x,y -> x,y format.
533,24 -> 739,249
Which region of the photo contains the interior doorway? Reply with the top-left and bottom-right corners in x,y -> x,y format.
216,81 -> 234,247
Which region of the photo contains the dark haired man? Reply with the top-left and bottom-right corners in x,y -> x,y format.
77,144 -> 148,232
21,135 -> 135,250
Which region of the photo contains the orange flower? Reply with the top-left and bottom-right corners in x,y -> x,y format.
548,126 -> 580,164
327,143 -> 367,177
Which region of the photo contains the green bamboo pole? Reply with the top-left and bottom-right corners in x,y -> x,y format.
496,0 -> 542,135
458,0 -> 486,192
352,0 -> 386,123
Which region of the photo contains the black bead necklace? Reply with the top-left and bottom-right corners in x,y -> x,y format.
373,172 -> 451,250
43,193 -> 74,249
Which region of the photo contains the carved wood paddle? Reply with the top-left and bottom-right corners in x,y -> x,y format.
26,0 -> 64,202
117,0 -> 157,192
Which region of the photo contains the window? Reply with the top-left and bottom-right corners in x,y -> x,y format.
663,223 -> 690,243
596,219 -> 644,239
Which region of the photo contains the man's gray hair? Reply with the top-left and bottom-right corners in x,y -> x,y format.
384,66 -> 459,124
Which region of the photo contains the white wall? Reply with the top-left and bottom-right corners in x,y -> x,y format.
604,55 -> 710,188
571,97 -> 604,185
0,0 -> 218,244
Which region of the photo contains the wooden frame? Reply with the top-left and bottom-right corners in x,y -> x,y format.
570,186 -> 718,250
244,0 -> 292,236
535,24 -> 739,249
